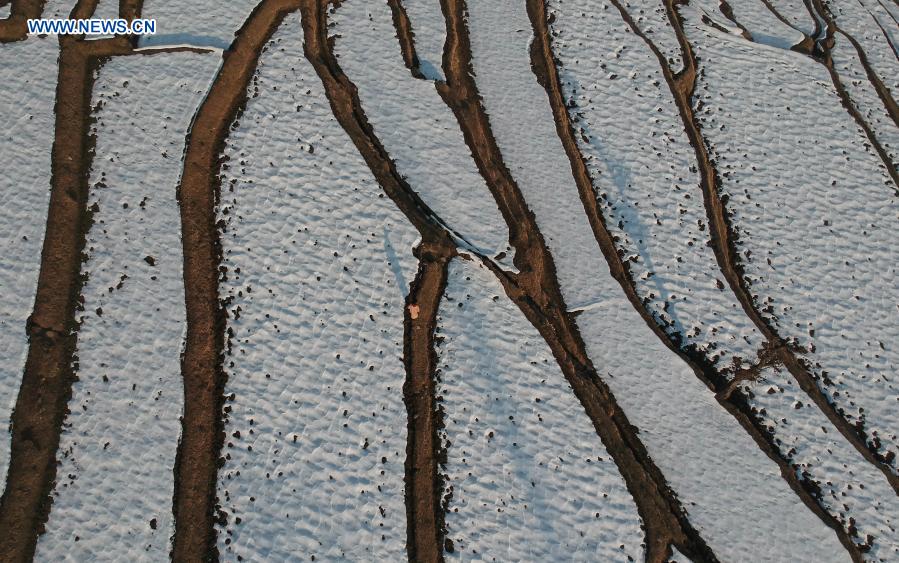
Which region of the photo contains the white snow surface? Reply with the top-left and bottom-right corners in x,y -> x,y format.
42,0 -> 75,18
667,546 -> 691,563
857,0 -> 899,50
330,0 -> 512,260
828,31 -> 899,172
546,0 -> 764,371
618,0 -> 685,73
715,0 -> 805,50
0,3 -> 11,19
35,51 -> 221,560
466,0 -> 609,310
577,301 -> 846,562
700,0 -> 898,170
825,0 -> 899,95
436,259 -> 644,561
823,0 -> 899,170
549,2 -> 899,555
770,0 -> 819,36
90,0 -> 119,20
683,4 -> 899,475
138,0 -> 259,48
214,16 -> 420,561
744,366 -> 899,561
0,36 -> 58,485
465,1 -> 846,560
402,0 -> 446,80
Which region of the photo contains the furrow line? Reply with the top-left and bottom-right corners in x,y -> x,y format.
402,247 -> 452,563
831,21 -> 899,126
386,0 -> 424,79
663,0 -> 899,491
311,1 -> 712,559
299,2 -> 462,559
299,0 -> 453,246
863,0 -> 899,59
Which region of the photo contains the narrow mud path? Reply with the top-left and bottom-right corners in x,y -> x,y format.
170,1 -> 301,560
386,0 -> 424,79
527,0 -> 863,559
403,247 -> 452,563
428,1 -> 716,561
658,0 -> 899,492
299,1 -> 452,244
0,32 -> 130,563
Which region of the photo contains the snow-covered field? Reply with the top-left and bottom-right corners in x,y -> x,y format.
683,1 -> 899,478
330,0 -> 512,261
547,1 -> 899,555
214,16 -> 419,560
743,365 -> 899,560
464,1 -> 847,560
35,51 -> 220,560
618,0 -> 685,73
402,0 -> 446,80
546,0 -> 764,370
0,35 -> 59,485
823,0 -> 899,170
436,259 -> 644,561
0,1 -> 896,560
138,0 -> 260,48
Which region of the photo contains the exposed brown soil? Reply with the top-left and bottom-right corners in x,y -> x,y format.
402,246 -> 452,563
170,1 -> 301,560
386,0 -> 424,80
0,0 -> 43,42
118,0 -> 142,22
0,32 -> 130,563
529,0 -> 863,559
